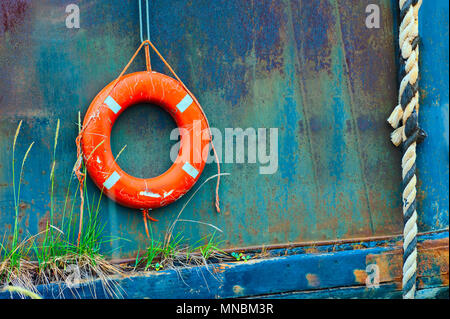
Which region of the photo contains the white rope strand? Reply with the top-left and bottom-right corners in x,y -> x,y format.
387,0 -> 426,299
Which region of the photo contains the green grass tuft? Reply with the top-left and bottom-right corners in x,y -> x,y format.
1,120 -> 123,296
1,119 -> 230,297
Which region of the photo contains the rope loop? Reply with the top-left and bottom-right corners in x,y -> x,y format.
75,39 -> 223,241
142,208 -> 158,239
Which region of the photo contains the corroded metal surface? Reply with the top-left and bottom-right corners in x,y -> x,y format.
416,0 -> 449,232
0,0 -> 447,259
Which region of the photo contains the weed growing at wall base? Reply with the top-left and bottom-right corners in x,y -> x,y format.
0,120 -> 124,297
0,120 -> 234,298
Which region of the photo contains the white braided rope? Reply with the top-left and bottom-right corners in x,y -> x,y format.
387,0 -> 422,299
402,142 -> 418,299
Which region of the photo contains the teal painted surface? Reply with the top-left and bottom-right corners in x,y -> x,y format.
416,0 -> 449,231
0,0 -> 446,260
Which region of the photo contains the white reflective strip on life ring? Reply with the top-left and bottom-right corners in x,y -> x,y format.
182,162 -> 199,179
104,96 -> 121,114
139,190 -> 161,198
176,94 -> 193,113
103,171 -> 121,189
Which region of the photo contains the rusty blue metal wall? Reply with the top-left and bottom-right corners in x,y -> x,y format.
0,0 -> 447,259
416,0 -> 449,232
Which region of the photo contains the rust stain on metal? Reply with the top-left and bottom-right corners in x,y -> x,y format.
353,269 -> 367,285
306,273 -> 320,288
417,238 -> 449,287
0,0 -> 30,34
214,263 -> 234,274
366,249 -> 402,289
37,211 -> 50,231
353,236 -> 449,289
304,246 -> 320,254
232,285 -> 245,296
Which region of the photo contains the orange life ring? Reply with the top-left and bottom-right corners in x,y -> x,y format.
81,71 -> 211,210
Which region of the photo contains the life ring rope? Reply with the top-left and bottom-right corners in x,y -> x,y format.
74,40 -> 222,243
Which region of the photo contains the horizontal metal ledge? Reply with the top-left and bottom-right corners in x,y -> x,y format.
1,230 -> 447,299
